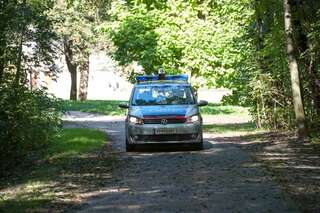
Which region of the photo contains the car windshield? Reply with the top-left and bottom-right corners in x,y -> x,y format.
132,85 -> 195,106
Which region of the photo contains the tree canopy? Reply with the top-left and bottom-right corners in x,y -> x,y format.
105,0 -> 253,88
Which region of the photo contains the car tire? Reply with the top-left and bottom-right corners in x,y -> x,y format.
195,134 -> 204,150
126,139 -> 135,152
195,141 -> 203,150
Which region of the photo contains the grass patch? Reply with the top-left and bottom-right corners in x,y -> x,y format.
47,128 -> 106,160
63,100 -> 249,116
203,122 -> 265,136
0,128 -> 115,213
201,103 -> 249,116
63,100 -> 126,116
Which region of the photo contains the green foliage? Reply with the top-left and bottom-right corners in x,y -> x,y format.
201,103 -> 249,116
50,0 -> 112,65
109,6 -> 160,73
240,0 -> 320,132
0,0 -> 58,81
203,122 -> 259,134
104,0 -> 319,136
0,79 -> 62,169
105,0 -> 253,86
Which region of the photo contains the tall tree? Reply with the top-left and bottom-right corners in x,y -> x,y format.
63,38 -> 78,100
52,0 -> 110,100
283,0 -> 307,138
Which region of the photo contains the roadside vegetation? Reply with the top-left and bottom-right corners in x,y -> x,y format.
63,100 -> 126,116
203,122 -> 265,136
0,128 -> 116,213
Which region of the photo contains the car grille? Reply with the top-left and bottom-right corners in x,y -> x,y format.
134,134 -> 197,142
143,117 -> 186,124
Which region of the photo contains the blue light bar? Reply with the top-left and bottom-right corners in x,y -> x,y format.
136,74 -> 188,83
136,75 -> 159,82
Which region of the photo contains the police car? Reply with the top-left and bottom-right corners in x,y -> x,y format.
119,71 -> 208,151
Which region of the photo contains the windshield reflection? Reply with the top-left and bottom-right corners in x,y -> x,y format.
132,85 -> 195,106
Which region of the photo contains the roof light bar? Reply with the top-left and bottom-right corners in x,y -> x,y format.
136,74 -> 188,83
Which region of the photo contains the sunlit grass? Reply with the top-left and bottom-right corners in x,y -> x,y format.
201,103 -> 249,116
0,128 -> 113,213
63,100 -> 249,116
48,128 -> 106,159
203,122 -> 266,136
63,100 -> 126,116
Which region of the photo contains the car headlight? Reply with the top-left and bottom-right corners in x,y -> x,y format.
186,115 -> 200,123
129,116 -> 143,125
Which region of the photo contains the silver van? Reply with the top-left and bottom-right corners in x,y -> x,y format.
119,73 -> 207,151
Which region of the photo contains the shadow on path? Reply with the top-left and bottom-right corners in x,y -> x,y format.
62,112 -> 300,213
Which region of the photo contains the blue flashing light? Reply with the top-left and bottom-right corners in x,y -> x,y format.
136,76 -> 158,82
136,74 -> 188,83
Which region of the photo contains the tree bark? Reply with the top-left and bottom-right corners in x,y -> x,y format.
283,0 -> 307,139
14,0 -> 27,87
78,53 -> 89,101
64,38 -> 77,100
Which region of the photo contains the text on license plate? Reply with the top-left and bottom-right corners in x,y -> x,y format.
155,128 -> 176,135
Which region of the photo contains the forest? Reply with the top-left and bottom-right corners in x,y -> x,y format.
1,0 -> 320,166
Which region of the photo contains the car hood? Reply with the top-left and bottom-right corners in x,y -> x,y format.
129,105 -> 198,118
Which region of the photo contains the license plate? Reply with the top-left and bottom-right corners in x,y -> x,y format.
155,128 -> 176,135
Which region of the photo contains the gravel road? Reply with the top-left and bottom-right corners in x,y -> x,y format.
63,111 -> 299,213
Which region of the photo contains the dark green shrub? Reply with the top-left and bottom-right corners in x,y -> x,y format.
0,80 -> 62,170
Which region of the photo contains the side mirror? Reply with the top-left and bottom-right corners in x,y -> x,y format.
197,100 -> 208,107
118,102 -> 129,109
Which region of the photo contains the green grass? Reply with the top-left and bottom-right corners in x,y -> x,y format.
0,128 -> 114,213
63,100 -> 126,115
63,100 -> 249,116
203,122 -> 265,136
47,128 -> 106,159
203,122 -> 256,133
201,103 -> 249,116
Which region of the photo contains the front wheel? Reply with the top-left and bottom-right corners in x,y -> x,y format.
194,141 -> 203,150
195,134 -> 203,150
126,139 -> 135,152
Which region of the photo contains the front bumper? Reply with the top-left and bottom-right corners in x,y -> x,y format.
126,123 -> 202,144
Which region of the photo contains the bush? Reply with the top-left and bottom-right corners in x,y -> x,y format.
0,82 -> 63,170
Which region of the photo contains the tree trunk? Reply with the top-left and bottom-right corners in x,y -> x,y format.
283,0 -> 307,139
78,53 -> 90,101
14,0 -> 27,87
63,38 -> 77,100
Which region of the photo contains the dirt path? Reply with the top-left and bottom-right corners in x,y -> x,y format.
63,111 -> 299,213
